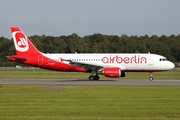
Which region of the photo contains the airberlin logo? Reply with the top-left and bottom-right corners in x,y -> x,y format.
12,31 -> 29,52
101,55 -> 147,64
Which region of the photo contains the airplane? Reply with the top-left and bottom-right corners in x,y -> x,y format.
7,27 -> 175,81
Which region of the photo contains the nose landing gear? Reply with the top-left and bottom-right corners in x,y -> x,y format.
149,72 -> 153,81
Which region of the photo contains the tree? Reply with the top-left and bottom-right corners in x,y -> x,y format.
1,33 -> 180,66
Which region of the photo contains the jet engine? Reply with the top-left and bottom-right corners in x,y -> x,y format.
103,67 -> 126,78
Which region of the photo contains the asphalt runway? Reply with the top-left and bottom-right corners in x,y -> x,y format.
0,78 -> 180,86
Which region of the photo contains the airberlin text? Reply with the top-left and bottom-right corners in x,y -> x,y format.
102,55 -> 147,64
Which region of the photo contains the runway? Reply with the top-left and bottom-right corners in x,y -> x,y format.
0,78 -> 180,86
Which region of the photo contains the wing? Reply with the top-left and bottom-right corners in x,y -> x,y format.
65,59 -> 112,71
65,59 -> 127,72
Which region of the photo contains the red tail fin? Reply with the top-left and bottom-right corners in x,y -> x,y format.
11,28 -> 40,55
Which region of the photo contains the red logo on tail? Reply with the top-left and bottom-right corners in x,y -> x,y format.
12,31 -> 29,52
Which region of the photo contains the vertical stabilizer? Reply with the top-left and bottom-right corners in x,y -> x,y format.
11,28 -> 40,55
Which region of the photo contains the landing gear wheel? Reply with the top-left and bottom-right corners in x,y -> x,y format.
149,72 -> 153,81
94,75 -> 100,80
149,77 -> 153,81
89,75 -> 94,81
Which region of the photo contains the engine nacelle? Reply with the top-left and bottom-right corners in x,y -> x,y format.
103,67 -> 126,78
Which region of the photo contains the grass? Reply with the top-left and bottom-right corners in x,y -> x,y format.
0,68 -> 180,120
0,68 -> 180,119
0,85 -> 180,120
0,67 -> 180,79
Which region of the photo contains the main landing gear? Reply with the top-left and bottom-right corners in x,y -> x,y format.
88,69 -> 100,81
89,74 -> 100,81
149,72 -> 153,81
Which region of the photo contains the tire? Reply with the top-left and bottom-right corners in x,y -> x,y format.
149,77 -> 153,81
94,75 -> 100,80
89,76 -> 94,81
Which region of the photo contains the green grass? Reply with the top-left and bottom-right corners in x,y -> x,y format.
0,85 -> 180,120
0,67 -> 180,79
0,68 -> 180,119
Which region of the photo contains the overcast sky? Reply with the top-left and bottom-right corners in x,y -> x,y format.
1,0 -> 180,38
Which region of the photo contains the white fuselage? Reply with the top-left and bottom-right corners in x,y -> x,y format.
43,53 -> 175,72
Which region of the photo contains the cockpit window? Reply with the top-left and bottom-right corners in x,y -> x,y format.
159,58 -> 168,61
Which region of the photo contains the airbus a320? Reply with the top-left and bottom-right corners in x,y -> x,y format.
7,28 -> 175,81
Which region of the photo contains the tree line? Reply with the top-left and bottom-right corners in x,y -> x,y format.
0,33 -> 180,67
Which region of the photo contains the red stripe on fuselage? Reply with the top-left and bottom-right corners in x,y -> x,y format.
8,54 -> 87,72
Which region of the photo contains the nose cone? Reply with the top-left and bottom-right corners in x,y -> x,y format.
168,62 -> 175,69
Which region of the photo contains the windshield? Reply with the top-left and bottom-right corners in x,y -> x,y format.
159,58 -> 169,61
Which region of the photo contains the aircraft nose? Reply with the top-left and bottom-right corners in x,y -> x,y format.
169,62 -> 175,69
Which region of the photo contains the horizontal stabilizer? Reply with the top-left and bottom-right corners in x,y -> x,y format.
6,55 -> 29,60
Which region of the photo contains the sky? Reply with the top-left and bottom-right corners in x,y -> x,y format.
1,0 -> 180,38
